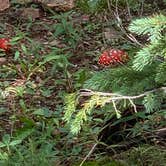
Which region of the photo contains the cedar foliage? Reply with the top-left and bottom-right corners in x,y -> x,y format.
64,14 -> 166,135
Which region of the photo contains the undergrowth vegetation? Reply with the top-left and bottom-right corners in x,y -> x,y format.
64,13 -> 166,134
0,0 -> 166,165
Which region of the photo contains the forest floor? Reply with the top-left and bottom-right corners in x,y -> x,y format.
0,1 -> 166,166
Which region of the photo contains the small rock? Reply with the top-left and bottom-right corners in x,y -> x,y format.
8,0 -> 75,12
38,0 -> 75,11
0,0 -> 10,11
20,8 -> 40,20
0,57 -> 7,64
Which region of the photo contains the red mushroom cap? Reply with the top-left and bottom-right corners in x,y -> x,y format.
98,49 -> 129,67
98,51 -> 112,66
0,38 -> 11,52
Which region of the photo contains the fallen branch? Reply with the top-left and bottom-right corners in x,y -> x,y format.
79,87 -> 166,114
79,87 -> 166,100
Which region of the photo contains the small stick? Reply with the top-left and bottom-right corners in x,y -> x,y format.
79,143 -> 98,166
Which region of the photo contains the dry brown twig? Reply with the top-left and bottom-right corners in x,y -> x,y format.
79,143 -> 98,166
113,0 -> 143,46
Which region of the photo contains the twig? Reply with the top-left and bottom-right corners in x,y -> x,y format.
129,99 -> 137,112
79,87 -> 166,123
107,0 -> 112,12
125,0 -> 132,19
155,128 -> 166,138
79,87 -> 166,100
79,143 -> 98,166
112,100 -> 121,118
114,0 -> 143,46
139,0 -> 144,16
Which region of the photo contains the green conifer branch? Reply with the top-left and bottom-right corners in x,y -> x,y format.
64,93 -> 77,123
129,14 -> 166,42
64,14 -> 166,135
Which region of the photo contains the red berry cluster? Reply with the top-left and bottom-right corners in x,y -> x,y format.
0,38 -> 11,52
98,49 -> 129,66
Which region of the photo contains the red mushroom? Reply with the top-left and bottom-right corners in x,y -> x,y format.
0,38 -> 11,52
98,49 -> 129,67
98,51 -> 112,66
